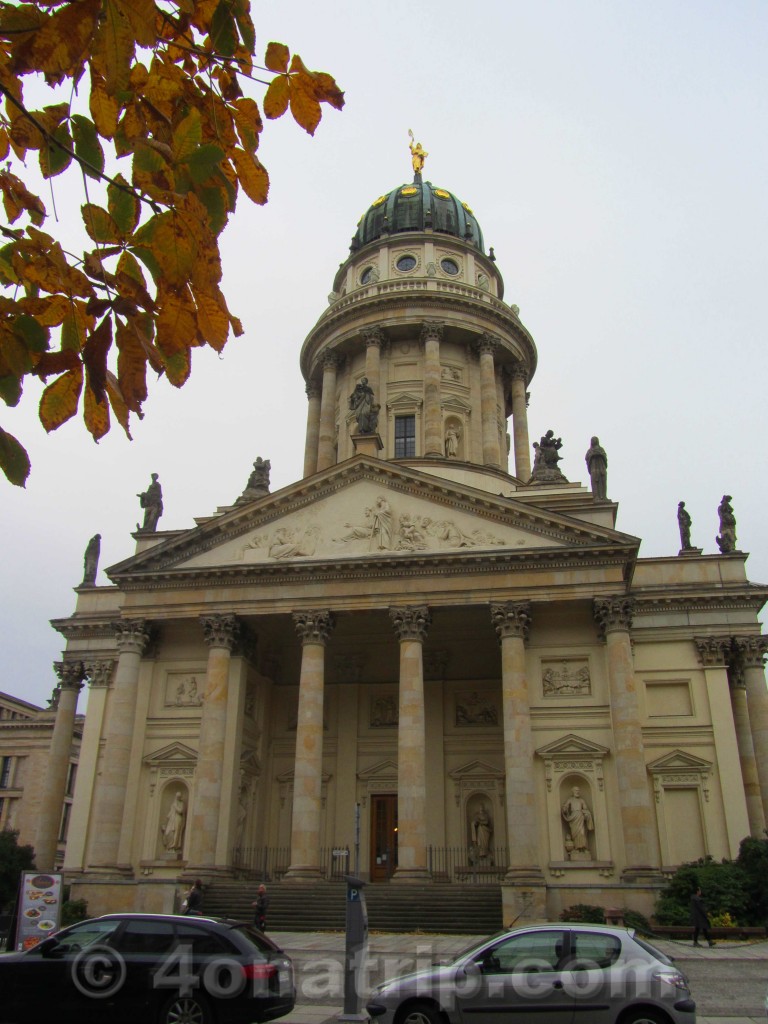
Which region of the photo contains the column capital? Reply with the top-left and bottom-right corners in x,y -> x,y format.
694,636 -> 732,667
361,325 -> 386,348
490,601 -> 531,641
389,604 -> 431,643
510,363 -> 528,384
113,618 -> 152,655
321,351 -> 339,370
200,613 -> 240,651
593,596 -> 634,638
420,320 -> 444,344
305,379 -> 321,400
84,659 -> 115,688
293,609 -> 335,645
53,660 -> 85,690
733,635 -> 768,669
475,333 -> 500,357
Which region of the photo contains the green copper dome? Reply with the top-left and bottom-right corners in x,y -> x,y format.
350,179 -> 485,253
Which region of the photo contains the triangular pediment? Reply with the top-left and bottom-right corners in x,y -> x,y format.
448,759 -> 505,781
107,457 -> 638,580
536,734 -> 610,758
647,750 -> 713,773
358,759 -> 398,782
144,742 -> 198,765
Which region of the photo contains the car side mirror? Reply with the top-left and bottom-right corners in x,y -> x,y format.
38,938 -> 62,957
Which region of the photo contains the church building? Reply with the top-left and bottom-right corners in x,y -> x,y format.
45,149 -> 768,924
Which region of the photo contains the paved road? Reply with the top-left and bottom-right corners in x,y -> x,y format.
274,930 -> 768,1024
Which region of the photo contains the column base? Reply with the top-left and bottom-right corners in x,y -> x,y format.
351,433 -> 383,458
282,865 -> 325,882
85,863 -> 134,879
501,876 -> 547,925
678,547 -> 703,556
391,866 -> 433,883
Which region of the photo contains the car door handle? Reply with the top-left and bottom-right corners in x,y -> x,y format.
552,980 -> 563,989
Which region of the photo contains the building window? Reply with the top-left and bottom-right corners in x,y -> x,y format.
59,802 -> 72,843
0,798 -> 4,825
66,763 -> 78,797
440,258 -> 459,275
394,415 -> 416,458
0,756 -> 12,789
395,254 -> 417,273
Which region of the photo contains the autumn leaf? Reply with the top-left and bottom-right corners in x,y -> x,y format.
81,203 -> 122,245
71,115 -> 105,179
231,147 -> 269,204
0,426 -> 30,486
265,42 -> 290,73
40,365 -> 84,432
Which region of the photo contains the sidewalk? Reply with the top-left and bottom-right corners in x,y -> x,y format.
272,930 -> 768,1024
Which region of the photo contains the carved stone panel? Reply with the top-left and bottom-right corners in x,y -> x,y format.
541,659 -> 591,698
455,690 -> 499,727
164,673 -> 204,708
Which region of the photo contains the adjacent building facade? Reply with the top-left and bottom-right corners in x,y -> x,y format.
41,161 -> 767,922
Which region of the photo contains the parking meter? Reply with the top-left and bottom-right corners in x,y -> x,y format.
339,875 -> 369,1021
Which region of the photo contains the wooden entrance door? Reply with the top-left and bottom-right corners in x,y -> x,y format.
370,794 -> 398,881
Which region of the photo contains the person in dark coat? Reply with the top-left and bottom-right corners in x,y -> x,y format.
184,879 -> 203,916
690,887 -> 715,946
251,884 -> 269,931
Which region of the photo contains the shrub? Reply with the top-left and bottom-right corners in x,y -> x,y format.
622,909 -> 652,935
61,899 -> 88,926
560,904 -> 606,924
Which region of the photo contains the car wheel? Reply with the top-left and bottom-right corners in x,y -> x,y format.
618,1009 -> 668,1024
398,1001 -> 444,1024
158,993 -> 215,1024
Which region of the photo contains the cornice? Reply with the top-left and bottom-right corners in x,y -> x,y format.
50,616 -> 119,642
631,590 -> 767,616
301,287 -> 536,382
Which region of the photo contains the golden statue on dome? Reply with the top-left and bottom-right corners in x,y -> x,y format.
408,129 -> 428,176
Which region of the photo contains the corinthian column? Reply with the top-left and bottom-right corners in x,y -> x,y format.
390,604 -> 432,881
317,353 -> 339,472
725,657 -> 765,837
88,619 -> 151,870
733,635 -> 768,824
476,334 -> 501,467
303,380 -> 321,478
186,614 -> 240,872
594,598 -> 659,877
35,662 -> 84,871
510,366 -> 531,480
285,610 -> 335,880
694,637 -> 751,853
421,322 -> 443,457
362,326 -> 385,407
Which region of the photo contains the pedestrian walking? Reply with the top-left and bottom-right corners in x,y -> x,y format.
251,883 -> 269,931
690,887 -> 715,947
183,878 -> 204,916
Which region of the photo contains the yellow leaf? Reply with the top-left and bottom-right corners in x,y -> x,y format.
89,67 -> 119,139
173,109 -> 202,163
231,147 -> 269,205
289,77 -> 322,137
112,0 -> 158,48
193,285 -> 229,352
263,76 -> 290,121
115,317 -> 149,412
96,0 -> 136,96
265,42 -> 290,73
13,0 -> 100,83
156,284 -> 195,385
232,97 -> 263,150
84,378 -> 110,440
39,365 -> 83,432
105,369 -> 132,438
81,203 -> 121,244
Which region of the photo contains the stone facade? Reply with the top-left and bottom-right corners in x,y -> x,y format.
37,172 -> 767,923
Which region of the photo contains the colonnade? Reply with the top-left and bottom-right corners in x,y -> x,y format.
38,608 -> 768,885
302,322 -> 532,479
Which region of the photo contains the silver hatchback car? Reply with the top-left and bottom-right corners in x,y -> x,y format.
366,923 -> 695,1024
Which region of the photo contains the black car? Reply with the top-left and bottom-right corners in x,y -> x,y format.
0,912 -> 295,1024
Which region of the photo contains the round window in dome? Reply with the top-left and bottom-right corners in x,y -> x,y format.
440,258 -> 460,276
396,255 -> 417,273
360,266 -> 374,285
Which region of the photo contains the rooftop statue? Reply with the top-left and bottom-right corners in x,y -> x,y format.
584,436 -> 608,500
239,457 -> 271,502
716,494 -> 737,553
408,129 -> 428,177
677,501 -> 694,551
137,473 -> 163,532
81,533 -> 101,586
530,429 -> 568,484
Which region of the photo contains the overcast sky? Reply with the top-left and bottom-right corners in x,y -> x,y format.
3,0 -> 766,710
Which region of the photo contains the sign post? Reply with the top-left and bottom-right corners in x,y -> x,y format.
339,874 -> 369,1022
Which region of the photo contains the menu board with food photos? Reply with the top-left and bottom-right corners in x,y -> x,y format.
16,872 -> 63,951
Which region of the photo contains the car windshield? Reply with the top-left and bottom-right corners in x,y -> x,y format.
632,935 -> 673,965
41,919 -> 120,953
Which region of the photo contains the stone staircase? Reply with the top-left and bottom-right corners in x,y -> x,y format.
203,881 -> 503,934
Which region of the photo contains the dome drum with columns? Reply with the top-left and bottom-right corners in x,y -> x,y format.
29,141 -> 768,931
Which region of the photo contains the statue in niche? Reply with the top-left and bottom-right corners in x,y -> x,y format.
530,430 -> 568,484
137,473 -> 163,532
470,804 -> 493,861
445,425 -> 460,458
677,501 -> 694,550
349,377 -> 379,434
561,786 -> 594,860
716,494 -> 737,553
584,436 -> 608,500
239,457 -> 271,502
81,533 -> 101,586
161,791 -> 187,854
